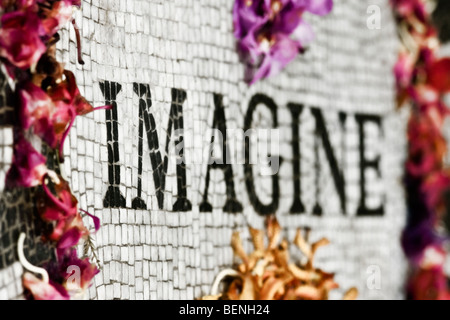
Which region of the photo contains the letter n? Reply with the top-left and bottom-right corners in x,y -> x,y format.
310,108 -> 347,215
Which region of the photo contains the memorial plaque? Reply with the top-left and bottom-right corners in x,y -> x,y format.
0,0 -> 408,300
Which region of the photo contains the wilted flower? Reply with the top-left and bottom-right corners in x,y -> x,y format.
19,71 -> 110,159
5,135 -> 47,188
406,113 -> 447,177
390,0 -> 427,23
54,213 -> 88,249
408,265 -> 450,300
392,0 -> 450,300
201,216 -> 357,300
47,70 -> 111,158
233,0 -> 333,84
37,174 -> 92,249
34,44 -> 65,84
56,247 -> 99,293
0,0 -> 38,10
0,9 -> 46,69
23,272 -> 70,300
422,171 -> 450,213
48,70 -> 96,116
2,0 -> 101,301
427,58 -> 450,94
402,221 -> 440,264
40,0 -> 75,37
39,175 -> 77,219
19,82 -> 58,144
394,51 -> 414,91
26,247 -> 98,300
407,85 -> 445,117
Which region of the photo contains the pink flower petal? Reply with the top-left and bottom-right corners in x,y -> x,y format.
80,209 -> 101,232
291,19 -> 315,47
19,82 -> 53,130
0,10 -> 46,69
23,272 -> 69,300
57,248 -> 99,292
57,227 -> 82,249
267,34 -> 300,76
304,0 -> 333,16
5,136 -> 47,188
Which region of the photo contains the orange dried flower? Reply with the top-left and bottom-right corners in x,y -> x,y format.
202,216 -> 357,300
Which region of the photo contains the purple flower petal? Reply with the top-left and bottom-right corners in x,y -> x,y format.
233,0 -> 333,85
233,0 -> 270,39
80,209 -> 101,232
266,34 -> 300,76
304,0 -> 333,16
247,34 -> 300,84
291,19 -> 315,47
239,28 -> 265,64
247,54 -> 273,84
273,6 -> 304,34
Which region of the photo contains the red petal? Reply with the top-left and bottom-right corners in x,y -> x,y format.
57,227 -> 82,249
5,136 -> 47,188
428,58 -> 450,93
80,209 -> 101,232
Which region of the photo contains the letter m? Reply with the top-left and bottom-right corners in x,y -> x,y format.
132,84 -> 192,211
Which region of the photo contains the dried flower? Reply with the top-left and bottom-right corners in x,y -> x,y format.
37,174 -> 91,249
1,0 -> 100,300
46,70 -> 111,158
394,51 -> 414,92
0,9 -> 46,69
5,135 -> 47,188
392,0 -> 450,300
202,216 -> 357,300
23,272 -> 70,300
408,266 -> 450,300
47,70 -> 95,116
427,58 -> 450,94
40,0 -> 75,37
56,247 -> 99,294
423,171 -> 450,213
390,0 -> 427,23
406,113 -> 447,177
19,71 -> 110,160
19,82 -> 60,144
